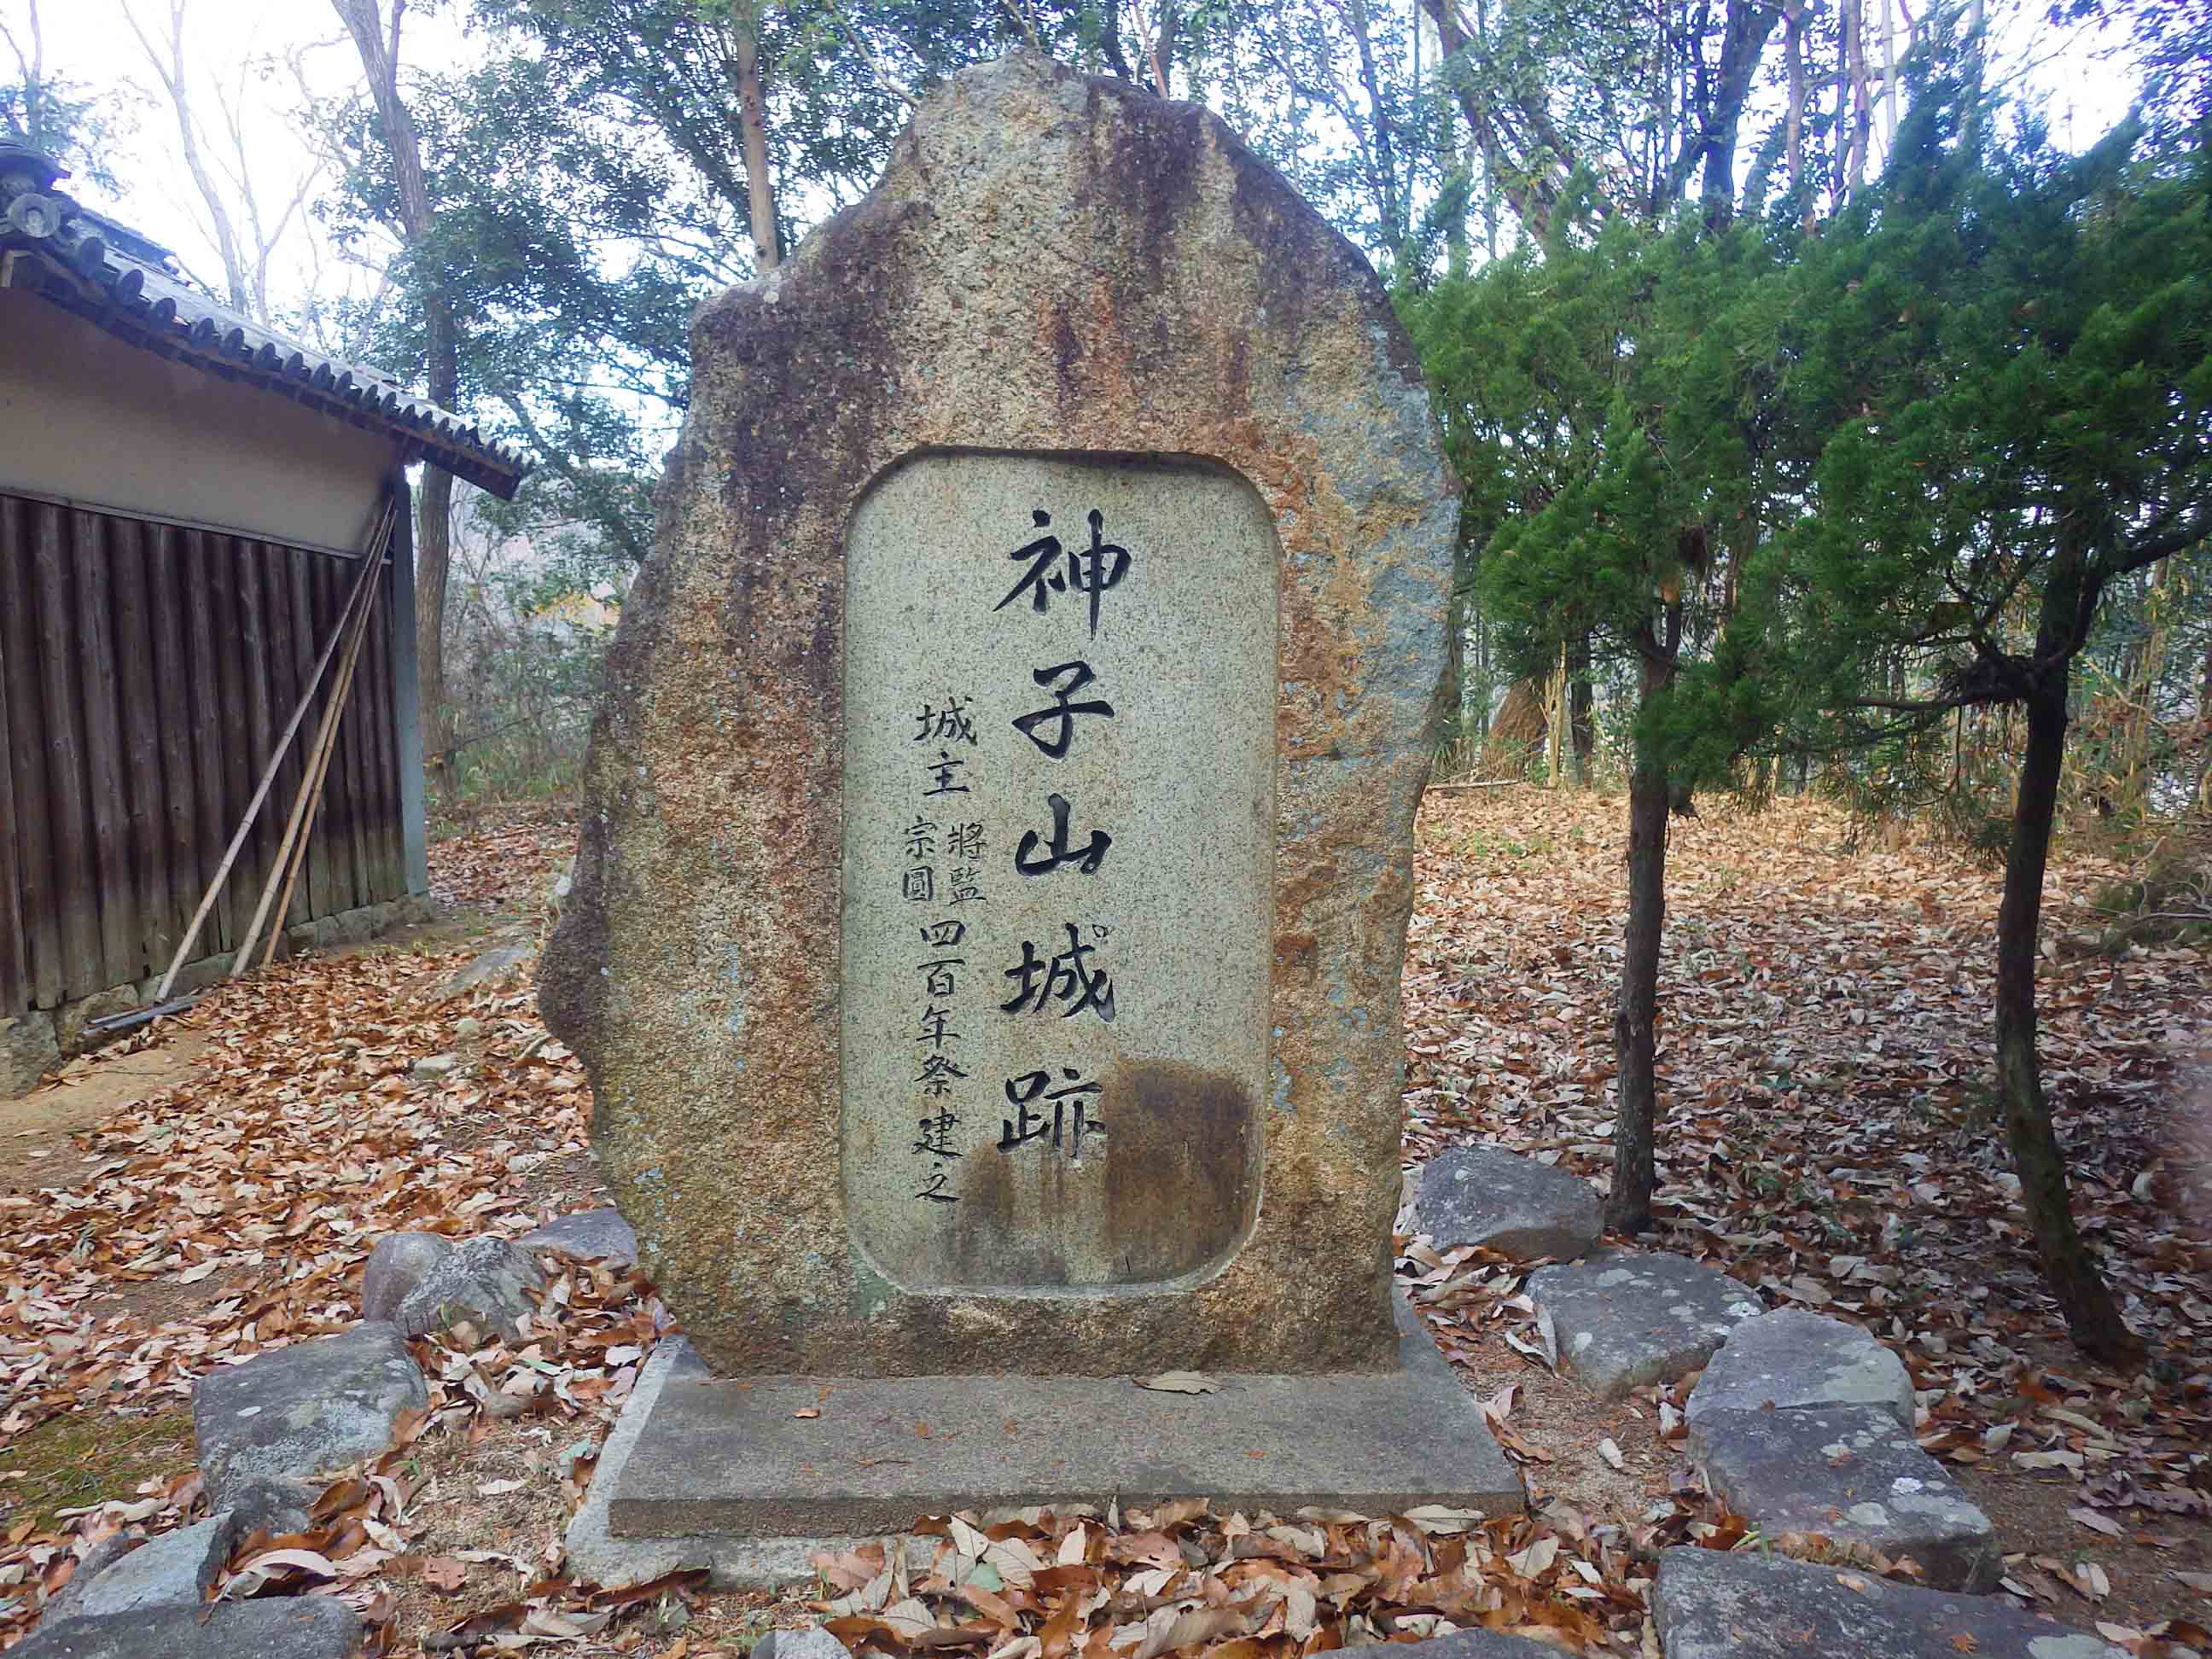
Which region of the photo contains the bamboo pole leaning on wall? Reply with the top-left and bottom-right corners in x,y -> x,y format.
151,498 -> 397,1001
230,534 -> 385,974
237,543 -> 383,973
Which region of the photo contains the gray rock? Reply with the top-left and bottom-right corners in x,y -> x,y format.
15,1595 -> 363,1659
1688,1405 -> 1999,1591
1342,1630 -> 1564,1658
753,1629 -> 855,1659
360,1232 -> 454,1324
1417,1145 -> 1602,1261
1650,1545 -> 2127,1659
54,987 -> 137,1057
2,1010 -> 60,1097
443,944 -> 533,998
193,1324 -> 426,1534
59,1512 -> 237,1616
1686,1308 -> 1914,1429
1526,1253 -> 1766,1398
411,1052 -> 460,1080
382,1236 -> 544,1340
521,1208 -> 638,1268
38,1532 -> 142,1626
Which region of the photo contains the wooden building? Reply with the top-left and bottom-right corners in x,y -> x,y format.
0,145 -> 526,1094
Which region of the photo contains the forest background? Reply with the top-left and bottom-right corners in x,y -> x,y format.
3,0 -> 2207,1365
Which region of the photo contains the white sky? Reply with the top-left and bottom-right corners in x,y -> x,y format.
11,0 -> 479,312
9,0 -> 2148,355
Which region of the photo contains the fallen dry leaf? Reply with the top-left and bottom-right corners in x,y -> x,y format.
1133,1371 -> 1218,1395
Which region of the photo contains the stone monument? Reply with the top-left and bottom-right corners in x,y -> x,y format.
540,52 -> 1516,1578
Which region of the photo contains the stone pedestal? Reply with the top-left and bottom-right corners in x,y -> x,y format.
572,1303 -> 1521,1590
542,50 -> 1479,1572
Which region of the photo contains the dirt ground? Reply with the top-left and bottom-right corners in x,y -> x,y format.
0,1035 -> 207,1193
0,797 -> 2205,1656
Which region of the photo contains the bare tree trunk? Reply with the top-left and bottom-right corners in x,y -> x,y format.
2119,562 -> 2174,812
1418,0 -> 1571,237
1610,680 -> 1671,1235
1099,0 -> 1133,79
1879,0 -> 1900,153
1435,582 -> 1470,754
731,21 -> 780,274
1486,676 -> 1547,771
1544,641 -> 1567,787
1148,0 -> 1180,97
1784,0 -> 1807,205
0,2 -> 48,148
2199,636 -> 2212,810
123,0 -> 248,312
125,1 -> 321,325
331,0 -> 459,779
1844,0 -> 1871,194
1569,634 -> 1594,785
1997,568 -> 2143,1365
1345,0 -> 1407,258
1831,0 -> 1850,204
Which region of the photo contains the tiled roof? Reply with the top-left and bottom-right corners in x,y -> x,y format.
0,146 -> 527,498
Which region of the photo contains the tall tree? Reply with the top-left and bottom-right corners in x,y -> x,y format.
1779,90 -> 2210,1361
1412,0 -> 1786,237
1233,0 -> 1447,271
1406,208 -> 1798,1229
122,0 -> 324,323
330,0 -> 462,765
320,0 -> 1024,579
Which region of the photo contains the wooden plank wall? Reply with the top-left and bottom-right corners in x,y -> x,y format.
0,493 -> 407,1014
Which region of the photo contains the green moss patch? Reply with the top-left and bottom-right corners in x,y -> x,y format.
0,1409 -> 195,1533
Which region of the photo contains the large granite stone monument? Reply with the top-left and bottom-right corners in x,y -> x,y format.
541,52 -> 1514,1577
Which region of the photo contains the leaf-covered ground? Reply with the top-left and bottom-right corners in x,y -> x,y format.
0,791 -> 2203,1655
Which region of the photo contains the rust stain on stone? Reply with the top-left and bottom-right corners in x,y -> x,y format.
1100,1058 -> 1259,1283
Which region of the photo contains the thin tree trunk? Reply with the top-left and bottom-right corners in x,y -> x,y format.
1100,0 -> 1133,79
1879,0 -> 1899,150
1844,0 -> 1871,194
1996,610 -> 2143,1364
125,0 -> 249,313
1784,0 -> 1806,205
1143,0 -> 1179,96
1436,582 -> 1470,754
2119,562 -> 2173,812
330,0 -> 458,785
1610,701 -> 1670,1234
1831,0 -> 1850,204
1569,634 -> 1594,785
731,23 -> 779,273
1544,640 -> 1567,787
2198,637 -> 2212,809
1346,0 -> 1406,259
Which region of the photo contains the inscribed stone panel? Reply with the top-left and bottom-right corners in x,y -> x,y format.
842,452 -> 1276,1291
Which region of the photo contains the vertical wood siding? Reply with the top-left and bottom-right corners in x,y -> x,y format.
0,493 -> 407,1012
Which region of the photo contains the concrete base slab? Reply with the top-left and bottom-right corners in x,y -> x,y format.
570,1304 -> 1522,1590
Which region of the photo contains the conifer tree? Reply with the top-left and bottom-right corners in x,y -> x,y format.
1406,211 -> 1798,1231
1778,89 -> 2210,1362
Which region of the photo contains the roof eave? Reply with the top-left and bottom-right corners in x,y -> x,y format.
0,234 -> 529,501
